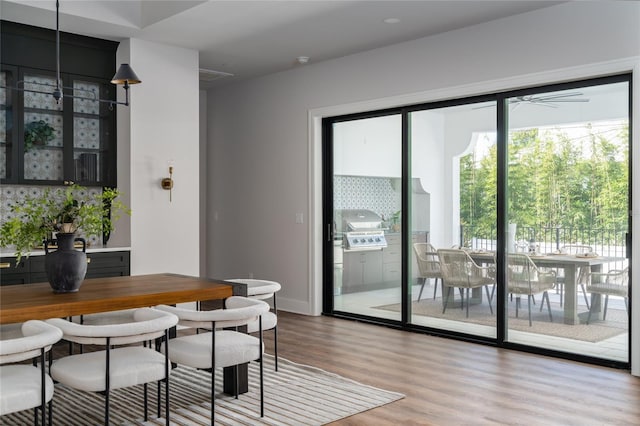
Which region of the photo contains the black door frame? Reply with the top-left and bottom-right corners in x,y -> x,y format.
322,73 -> 632,369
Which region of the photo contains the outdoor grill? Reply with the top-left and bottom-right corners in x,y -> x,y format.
335,209 -> 387,251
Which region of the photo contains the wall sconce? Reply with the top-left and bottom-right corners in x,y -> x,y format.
161,162 -> 174,202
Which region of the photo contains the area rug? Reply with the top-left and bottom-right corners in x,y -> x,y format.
374,298 -> 627,343
0,355 -> 404,425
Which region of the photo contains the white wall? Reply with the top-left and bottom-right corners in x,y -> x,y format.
206,2 -> 640,373
118,39 -> 200,276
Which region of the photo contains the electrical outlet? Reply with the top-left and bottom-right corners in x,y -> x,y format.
248,272 -> 254,279
296,212 -> 304,224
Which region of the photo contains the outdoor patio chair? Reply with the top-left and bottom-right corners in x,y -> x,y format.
507,253 -> 556,326
413,243 -> 442,300
557,244 -> 593,308
437,249 -> 495,318
586,267 -> 629,324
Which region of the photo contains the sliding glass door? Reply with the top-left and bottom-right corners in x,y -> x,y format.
504,80 -> 630,362
330,113 -> 402,320
323,74 -> 631,366
408,101 -> 497,337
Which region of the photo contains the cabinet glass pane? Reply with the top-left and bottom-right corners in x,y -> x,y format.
0,71 -> 10,179
73,81 -> 102,183
23,73 -> 63,181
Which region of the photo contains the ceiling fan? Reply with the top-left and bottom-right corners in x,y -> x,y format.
508,92 -> 590,108
474,92 -> 589,109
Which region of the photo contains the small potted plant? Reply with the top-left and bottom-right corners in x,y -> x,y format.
24,120 -> 56,152
390,210 -> 402,232
0,185 -> 130,292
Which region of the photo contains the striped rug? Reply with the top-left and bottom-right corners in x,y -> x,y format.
1,355 -> 404,425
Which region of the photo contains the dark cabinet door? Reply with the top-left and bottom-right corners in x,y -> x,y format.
0,257 -> 29,286
1,67 -> 117,187
0,251 -> 130,285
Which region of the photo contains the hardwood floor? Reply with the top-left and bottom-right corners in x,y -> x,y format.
272,311 -> 640,425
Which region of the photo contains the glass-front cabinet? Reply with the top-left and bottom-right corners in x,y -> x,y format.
0,66 -> 16,181
0,66 -> 116,186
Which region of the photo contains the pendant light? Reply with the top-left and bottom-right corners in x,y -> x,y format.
6,0 -> 141,109
51,0 -> 141,108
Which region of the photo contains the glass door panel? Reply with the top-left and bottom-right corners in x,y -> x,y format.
73,80 -> 103,183
409,101 -> 497,338
332,114 -> 402,319
23,72 -> 64,181
0,68 -> 14,180
505,82 -> 630,362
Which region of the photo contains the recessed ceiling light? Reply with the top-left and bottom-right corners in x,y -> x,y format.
296,56 -> 310,64
383,18 -> 400,24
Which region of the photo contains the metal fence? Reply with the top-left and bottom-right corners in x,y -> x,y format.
461,225 -> 628,259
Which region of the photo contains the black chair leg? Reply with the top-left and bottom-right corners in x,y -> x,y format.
211,323 -> 216,423
586,302 -> 595,324
144,383 -> 148,421
417,279 -> 426,301
465,288 -> 470,318
442,286 -> 453,314
157,382 -> 161,418
581,284 -> 590,309
544,291 -> 553,322
274,325 -> 279,372
485,285 -> 493,315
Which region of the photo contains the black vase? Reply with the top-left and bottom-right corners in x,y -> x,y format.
44,233 -> 88,293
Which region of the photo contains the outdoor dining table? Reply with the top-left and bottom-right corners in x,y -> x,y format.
468,252 -> 626,325
0,273 -> 250,395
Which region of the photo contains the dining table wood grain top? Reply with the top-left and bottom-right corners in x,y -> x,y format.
0,273 -> 234,325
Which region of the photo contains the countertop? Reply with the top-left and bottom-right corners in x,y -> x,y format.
0,245 -> 131,258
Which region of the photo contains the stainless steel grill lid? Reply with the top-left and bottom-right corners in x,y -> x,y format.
334,209 -> 383,233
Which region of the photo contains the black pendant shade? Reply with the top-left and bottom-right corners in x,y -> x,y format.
111,64 -> 142,85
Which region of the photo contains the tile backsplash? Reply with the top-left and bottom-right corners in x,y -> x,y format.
0,184 -> 103,247
334,175 -> 400,221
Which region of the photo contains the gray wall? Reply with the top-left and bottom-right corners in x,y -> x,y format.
204,2 -> 640,371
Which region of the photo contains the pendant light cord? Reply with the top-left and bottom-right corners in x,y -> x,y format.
54,0 -> 62,102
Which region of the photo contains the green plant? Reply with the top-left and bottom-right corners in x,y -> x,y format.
0,185 -> 130,263
24,120 -> 56,152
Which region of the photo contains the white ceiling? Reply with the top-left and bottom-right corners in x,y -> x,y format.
1,0 -> 563,88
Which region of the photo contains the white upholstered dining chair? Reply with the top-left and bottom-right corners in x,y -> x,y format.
226,278 -> 281,371
0,320 -> 63,425
47,308 -> 178,426
156,296 -> 270,423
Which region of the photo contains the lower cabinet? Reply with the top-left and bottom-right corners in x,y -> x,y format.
343,250 -> 383,293
0,250 -> 130,285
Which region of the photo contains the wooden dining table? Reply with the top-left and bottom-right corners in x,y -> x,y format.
0,273 -> 236,324
0,273 -> 248,394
